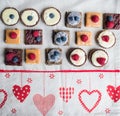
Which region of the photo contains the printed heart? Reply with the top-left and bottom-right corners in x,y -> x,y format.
33,94 -> 55,116
59,87 -> 74,103
102,35 -> 109,42
78,90 -> 101,113
0,89 -> 7,108
107,85 -> 120,102
96,57 -> 106,66
12,85 -> 30,103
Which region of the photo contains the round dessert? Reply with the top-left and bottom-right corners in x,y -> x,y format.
89,49 -> 108,67
48,49 -> 62,63
68,48 -> 87,66
42,7 -> 61,26
67,12 -> 81,26
54,32 -> 68,45
96,30 -> 116,48
1,7 -> 19,26
20,8 -> 39,27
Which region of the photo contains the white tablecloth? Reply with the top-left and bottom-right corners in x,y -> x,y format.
0,0 -> 120,116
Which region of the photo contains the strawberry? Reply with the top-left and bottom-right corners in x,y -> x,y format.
9,32 -> 17,39
71,54 -> 80,61
102,35 -> 109,42
96,57 -> 106,65
81,34 -> 88,42
106,21 -> 114,29
91,15 -> 99,23
28,53 -> 36,60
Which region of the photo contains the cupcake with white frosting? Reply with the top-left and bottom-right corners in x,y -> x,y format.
96,30 -> 116,48
89,49 -> 108,67
1,7 -> 19,26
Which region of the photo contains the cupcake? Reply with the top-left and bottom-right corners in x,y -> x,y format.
1,7 -> 19,26
96,30 -> 116,48
89,49 -> 108,67
42,7 -> 61,26
67,48 -> 87,66
20,8 -> 40,27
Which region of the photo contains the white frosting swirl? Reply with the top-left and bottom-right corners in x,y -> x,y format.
21,9 -> 39,26
2,8 -> 19,25
70,49 -> 86,66
54,32 -> 68,45
43,7 -> 61,26
97,30 -> 115,48
91,50 -> 108,67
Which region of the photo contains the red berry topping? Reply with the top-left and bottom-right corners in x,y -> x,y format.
91,15 -> 99,23
96,57 -> 106,66
106,21 -> 114,29
81,34 -> 88,42
33,31 -> 39,37
28,53 -> 36,60
6,53 -> 15,61
102,35 -> 109,42
9,32 -> 17,39
71,54 -> 80,61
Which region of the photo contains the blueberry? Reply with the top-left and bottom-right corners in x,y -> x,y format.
68,16 -> 73,21
9,14 -> 15,19
49,13 -> 55,18
74,16 -> 79,21
61,36 -> 66,42
50,55 -> 55,59
27,16 -> 33,21
56,38 -> 61,43
107,16 -> 113,21
54,51 -> 60,56
36,37 -> 42,42
12,57 -> 19,63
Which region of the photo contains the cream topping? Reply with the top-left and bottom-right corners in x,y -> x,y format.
21,9 -> 39,26
54,32 -> 68,45
43,8 -> 61,26
2,8 -> 19,25
67,12 -> 81,26
97,30 -> 115,48
70,49 -> 86,66
91,50 -> 108,66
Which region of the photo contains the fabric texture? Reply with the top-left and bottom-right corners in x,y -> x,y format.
0,0 -> 120,116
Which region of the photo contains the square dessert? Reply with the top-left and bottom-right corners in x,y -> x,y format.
53,30 -> 70,46
25,49 -> 40,64
76,31 -> 92,46
45,48 -> 62,65
65,11 -> 82,28
85,12 -> 102,27
24,29 -> 42,45
5,48 -> 23,66
103,13 -> 120,29
5,29 -> 20,44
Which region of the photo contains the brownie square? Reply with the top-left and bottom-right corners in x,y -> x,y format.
24,29 -> 42,45
65,11 -> 82,28
103,13 -> 120,29
45,48 -> 62,65
5,48 -> 23,66
5,29 -> 20,44
76,31 -> 92,46
25,49 -> 40,64
85,12 -> 102,27
53,30 -> 70,46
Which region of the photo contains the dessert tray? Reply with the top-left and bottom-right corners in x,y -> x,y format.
0,0 -> 120,116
